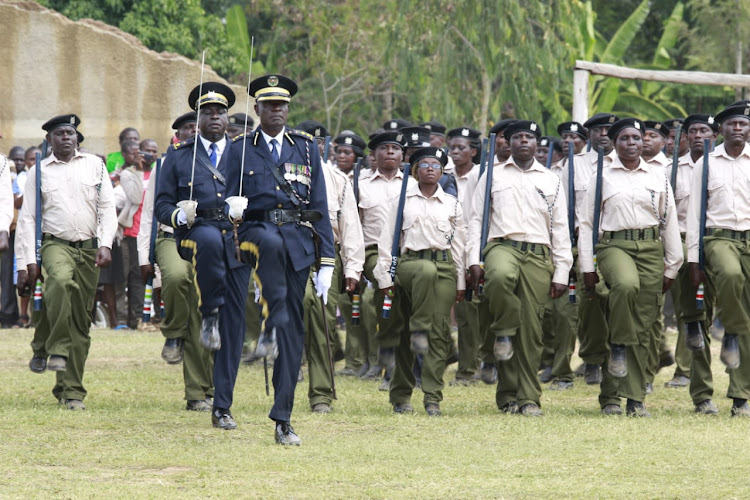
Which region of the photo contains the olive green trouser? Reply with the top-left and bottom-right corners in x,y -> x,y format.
156,237 -> 213,401
339,285 -> 378,371
646,300 -> 666,386
389,253 -> 456,407
363,246 -> 405,349
679,254 -> 715,405
576,266 -> 610,366
541,292 -> 578,383
455,298 -> 480,379
597,238 -> 664,403
32,241 -> 99,401
482,241 -> 553,409
304,253 -> 343,407
704,236 -> 750,400
666,241 -> 693,379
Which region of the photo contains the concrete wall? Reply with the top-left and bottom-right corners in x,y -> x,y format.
0,0 -> 253,156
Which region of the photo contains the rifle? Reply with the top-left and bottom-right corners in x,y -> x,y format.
382,162 -> 412,318
323,135 -> 332,163
478,138 -> 489,177
33,141 -> 47,311
567,145 -> 576,303
142,158 -> 162,322
592,147 -> 604,270
697,139 -> 710,310
477,134 -> 497,296
466,138 -> 489,302
670,124 -> 682,194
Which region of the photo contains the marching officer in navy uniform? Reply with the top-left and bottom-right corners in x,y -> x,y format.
155,82 -> 254,430
227,74 -> 335,445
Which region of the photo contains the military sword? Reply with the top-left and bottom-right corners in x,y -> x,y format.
567,144 -> 576,303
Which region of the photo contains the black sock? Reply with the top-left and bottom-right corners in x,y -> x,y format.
733,398 -> 747,407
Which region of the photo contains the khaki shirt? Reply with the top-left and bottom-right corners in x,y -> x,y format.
666,152 -> 696,233
687,143 -> 750,263
374,183 -> 466,289
455,164 -> 479,223
16,150 -> 117,268
0,155 -> 14,234
323,162 -> 365,280
560,149 -> 616,229
467,157 -> 573,285
358,169 -> 416,246
579,156 -> 682,278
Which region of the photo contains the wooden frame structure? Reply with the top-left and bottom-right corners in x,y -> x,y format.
572,60 -> 750,122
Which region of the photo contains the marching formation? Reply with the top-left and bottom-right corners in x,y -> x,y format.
7,70 -> 750,446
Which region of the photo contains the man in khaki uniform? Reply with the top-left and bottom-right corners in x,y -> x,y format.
687,102 -> 750,417
358,131 -> 415,386
641,120 -> 676,393
447,127 -> 481,385
138,111 -> 215,411
560,113 -> 619,389
303,139 -> 365,414
468,120 -> 573,416
17,114 -> 117,410
668,113 -> 718,413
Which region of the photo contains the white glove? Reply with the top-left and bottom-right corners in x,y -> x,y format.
254,280 -> 261,304
313,265 -> 334,305
225,196 -> 248,221
176,200 -> 197,227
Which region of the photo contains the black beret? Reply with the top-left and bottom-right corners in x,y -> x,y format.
662,118 -> 684,130
539,136 -> 563,153
400,126 -> 431,148
557,121 -> 587,140
334,132 -> 366,156
42,114 -> 81,133
171,111 -> 197,130
607,118 -> 645,140
367,131 -> 407,150
503,120 -> 542,141
683,114 -> 718,133
420,120 -> 447,136
489,119 -> 518,136
409,147 -> 448,168
447,127 -> 481,141
228,113 -> 254,127
295,120 -> 327,138
188,81 -> 235,110
383,118 -> 413,130
248,74 -> 297,102
643,120 -> 668,138
714,102 -> 750,125
77,131 -> 85,144
583,113 -> 619,130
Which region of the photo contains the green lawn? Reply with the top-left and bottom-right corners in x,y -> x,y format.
1,327 -> 748,499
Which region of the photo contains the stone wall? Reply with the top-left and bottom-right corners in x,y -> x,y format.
0,0 -> 253,156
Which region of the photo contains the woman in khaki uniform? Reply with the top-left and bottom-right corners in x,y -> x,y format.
580,118 -> 683,417
375,147 -> 466,417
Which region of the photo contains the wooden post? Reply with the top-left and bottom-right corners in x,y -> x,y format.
573,69 -> 590,124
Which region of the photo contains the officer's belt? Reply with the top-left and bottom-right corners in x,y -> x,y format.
492,238 -> 548,256
603,227 -> 659,241
43,234 -> 97,249
404,249 -> 451,262
157,230 -> 174,239
705,228 -> 750,241
246,209 -> 322,225
196,208 -> 228,221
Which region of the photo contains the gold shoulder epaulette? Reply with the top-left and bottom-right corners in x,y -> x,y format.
287,128 -> 314,141
232,132 -> 249,143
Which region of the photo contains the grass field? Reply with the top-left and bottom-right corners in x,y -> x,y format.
1,326 -> 749,499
